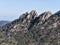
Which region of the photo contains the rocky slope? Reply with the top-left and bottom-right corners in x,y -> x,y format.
0,10 -> 60,45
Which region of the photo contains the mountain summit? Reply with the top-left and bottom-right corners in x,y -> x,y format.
0,10 -> 60,45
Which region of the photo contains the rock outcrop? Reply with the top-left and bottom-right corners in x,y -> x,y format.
0,10 -> 60,45
42,11 -> 52,21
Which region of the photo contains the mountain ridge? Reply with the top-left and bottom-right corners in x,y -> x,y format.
0,10 -> 60,45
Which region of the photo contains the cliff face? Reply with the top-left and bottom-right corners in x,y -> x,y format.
0,10 -> 60,45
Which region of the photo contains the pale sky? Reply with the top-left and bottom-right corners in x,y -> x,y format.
0,0 -> 60,21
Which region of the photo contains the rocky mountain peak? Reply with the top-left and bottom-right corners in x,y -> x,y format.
42,11 -> 52,21
27,10 -> 37,20
19,10 -> 37,20
30,10 -> 37,17
1,10 -> 60,45
18,10 -> 37,24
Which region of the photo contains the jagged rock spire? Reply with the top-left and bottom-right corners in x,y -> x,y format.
42,11 -> 52,21
19,10 -> 37,21
29,10 -> 37,20
30,10 -> 37,16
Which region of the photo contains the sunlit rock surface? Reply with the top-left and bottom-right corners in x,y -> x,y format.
0,10 -> 60,45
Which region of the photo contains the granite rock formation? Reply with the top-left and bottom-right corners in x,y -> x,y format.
0,10 -> 60,45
